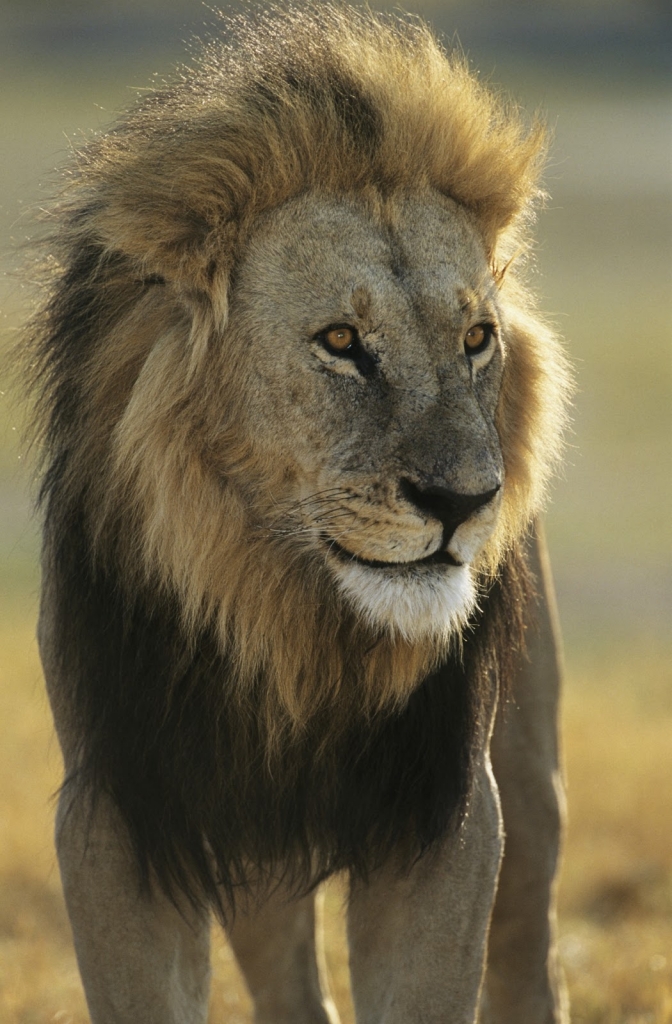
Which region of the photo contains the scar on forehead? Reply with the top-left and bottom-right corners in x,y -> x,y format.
457,288 -> 477,315
351,285 -> 372,320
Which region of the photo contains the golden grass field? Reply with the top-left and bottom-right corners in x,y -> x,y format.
1,5 -> 671,1020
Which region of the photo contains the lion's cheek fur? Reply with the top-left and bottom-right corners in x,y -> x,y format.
489,302 -> 570,568
106,376 -> 446,724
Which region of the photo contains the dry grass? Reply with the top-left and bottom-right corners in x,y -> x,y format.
1,598 -> 670,1023
559,653 -> 672,1024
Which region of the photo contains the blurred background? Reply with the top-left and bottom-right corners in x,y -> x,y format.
0,1 -> 670,1021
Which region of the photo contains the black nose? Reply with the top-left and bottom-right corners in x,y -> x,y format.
399,478 -> 500,545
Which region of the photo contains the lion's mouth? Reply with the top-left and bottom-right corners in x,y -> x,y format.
325,538 -> 463,570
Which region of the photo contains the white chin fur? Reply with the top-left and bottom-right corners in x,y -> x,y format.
333,561 -> 477,643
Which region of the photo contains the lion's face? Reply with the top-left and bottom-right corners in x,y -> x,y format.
227,192 -> 505,640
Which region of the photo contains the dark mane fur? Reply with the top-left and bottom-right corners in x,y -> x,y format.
46,493 -> 529,916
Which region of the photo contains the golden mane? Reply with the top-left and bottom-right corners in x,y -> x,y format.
73,5 -> 546,296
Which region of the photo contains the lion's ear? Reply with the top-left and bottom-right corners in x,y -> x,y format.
87,173 -> 240,340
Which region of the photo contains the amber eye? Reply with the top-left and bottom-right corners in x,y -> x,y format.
464,323 -> 494,355
315,323 -> 377,376
324,326 -> 355,353
317,324 -> 363,358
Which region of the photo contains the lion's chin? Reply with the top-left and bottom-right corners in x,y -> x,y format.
332,560 -> 477,644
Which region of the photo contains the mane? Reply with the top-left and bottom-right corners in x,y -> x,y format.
24,4 -> 569,912
55,3 -> 547,294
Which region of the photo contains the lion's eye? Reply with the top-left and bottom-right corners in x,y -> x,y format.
320,325 -> 359,357
464,323 -> 494,356
314,323 -> 377,376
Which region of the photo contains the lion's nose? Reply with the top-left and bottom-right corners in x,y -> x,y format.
399,479 -> 501,545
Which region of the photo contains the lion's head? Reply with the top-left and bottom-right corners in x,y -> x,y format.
30,6 -> 569,737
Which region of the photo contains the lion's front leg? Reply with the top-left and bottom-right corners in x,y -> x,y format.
347,761 -> 503,1024
482,526 -> 569,1024
226,885 -> 340,1024
54,787 -> 212,1024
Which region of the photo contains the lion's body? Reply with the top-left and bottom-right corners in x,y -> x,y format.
27,6 -> 570,1021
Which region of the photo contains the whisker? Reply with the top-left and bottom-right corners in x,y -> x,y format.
266,489 -> 352,519
265,510 -> 358,538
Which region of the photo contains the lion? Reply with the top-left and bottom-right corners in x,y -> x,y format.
25,5 -> 571,1022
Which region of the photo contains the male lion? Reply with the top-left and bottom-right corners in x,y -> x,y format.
27,5 -> 570,1022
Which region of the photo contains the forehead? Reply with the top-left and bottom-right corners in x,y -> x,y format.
238,191 -> 492,319
387,193 -> 490,296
